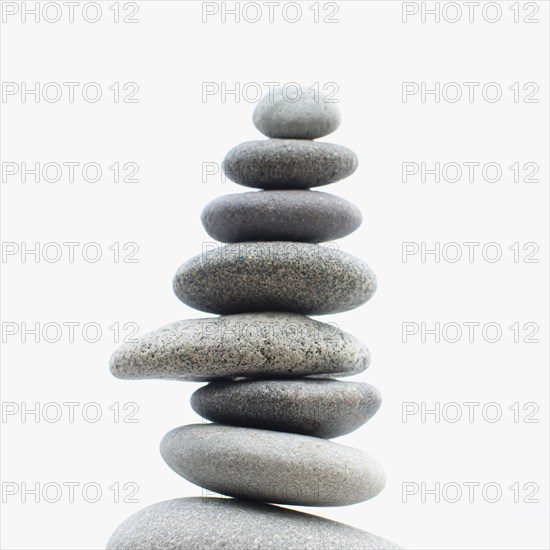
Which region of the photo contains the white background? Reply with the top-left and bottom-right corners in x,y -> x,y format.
1,1 -> 549,549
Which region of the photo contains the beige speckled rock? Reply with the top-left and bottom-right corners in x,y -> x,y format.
109,312 -> 370,381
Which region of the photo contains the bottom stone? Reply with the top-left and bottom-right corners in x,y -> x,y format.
106,497 -> 402,550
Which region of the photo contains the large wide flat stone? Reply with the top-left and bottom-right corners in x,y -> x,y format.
191,379 -> 381,438
222,140 -> 358,189
160,424 -> 385,506
253,86 -> 341,139
201,190 -> 362,243
110,312 -> 370,381
173,242 -> 376,315
106,497 -> 402,549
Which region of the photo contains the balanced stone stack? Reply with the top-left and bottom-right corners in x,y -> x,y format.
107,87 -> 401,549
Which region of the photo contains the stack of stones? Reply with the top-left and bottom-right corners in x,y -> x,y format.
107,86 -> 401,549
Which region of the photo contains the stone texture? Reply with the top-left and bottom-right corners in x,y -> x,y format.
191,379 -> 381,438
201,190 -> 362,243
253,86 -> 341,139
222,140 -> 358,189
173,242 -> 376,315
106,497 -> 402,550
109,312 -> 370,382
160,424 -> 385,506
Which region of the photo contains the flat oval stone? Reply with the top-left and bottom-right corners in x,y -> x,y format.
160,424 -> 386,506
110,312 -> 370,382
253,86 -> 341,139
222,140 -> 358,189
201,190 -> 362,243
191,379 -> 381,438
173,242 -> 376,315
106,497 -> 402,550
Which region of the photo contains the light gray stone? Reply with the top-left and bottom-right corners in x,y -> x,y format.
110,312 -> 370,382
201,190 -> 362,243
191,379 -> 381,438
222,139 -> 358,189
106,497 -> 403,550
253,86 -> 341,139
173,242 -> 376,315
160,424 -> 386,506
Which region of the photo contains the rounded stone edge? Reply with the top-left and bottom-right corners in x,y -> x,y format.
106,497 -> 404,550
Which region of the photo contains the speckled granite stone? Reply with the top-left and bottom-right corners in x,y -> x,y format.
106,497 -> 403,550
201,190 -> 362,243
173,242 -> 376,315
222,140 -> 358,189
253,86 -> 341,139
160,424 -> 385,506
191,379 -> 381,438
109,312 -> 370,381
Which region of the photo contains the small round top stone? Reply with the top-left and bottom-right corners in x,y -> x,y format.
253,86 -> 341,139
